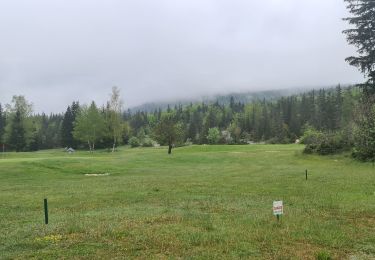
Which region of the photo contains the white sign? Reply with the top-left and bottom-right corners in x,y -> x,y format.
273,201 -> 283,215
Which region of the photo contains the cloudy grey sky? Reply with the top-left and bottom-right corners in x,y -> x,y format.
0,0 -> 363,113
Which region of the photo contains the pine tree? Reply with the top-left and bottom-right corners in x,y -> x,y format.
61,102 -> 80,148
61,106 -> 74,148
343,0 -> 375,96
344,0 -> 375,160
9,110 -> 26,152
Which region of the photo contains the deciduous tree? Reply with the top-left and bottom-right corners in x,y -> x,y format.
108,87 -> 123,152
152,113 -> 183,154
73,102 -> 105,152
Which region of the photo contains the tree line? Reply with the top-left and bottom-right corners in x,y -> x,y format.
0,0 -> 373,160
0,85 -> 361,153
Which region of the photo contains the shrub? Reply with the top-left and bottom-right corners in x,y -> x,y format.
129,136 -> 140,148
303,131 -> 350,155
300,126 -> 323,145
207,127 -> 220,144
142,137 -> 154,147
316,133 -> 345,155
303,143 -> 317,154
352,105 -> 375,161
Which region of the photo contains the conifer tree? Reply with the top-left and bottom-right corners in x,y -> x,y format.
9,110 -> 26,152
61,106 -> 74,147
344,0 -> 375,160
343,0 -> 375,96
61,102 -> 80,148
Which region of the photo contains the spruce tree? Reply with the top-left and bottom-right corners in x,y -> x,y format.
344,0 -> 375,160
9,110 -> 26,152
343,0 -> 375,95
61,106 -> 74,147
61,102 -> 80,148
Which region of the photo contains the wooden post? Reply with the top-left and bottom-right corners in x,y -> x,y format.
44,198 -> 48,224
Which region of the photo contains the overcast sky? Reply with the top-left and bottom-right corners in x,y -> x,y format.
0,0 -> 363,113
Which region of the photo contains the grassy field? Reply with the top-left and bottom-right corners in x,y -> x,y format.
0,145 -> 374,259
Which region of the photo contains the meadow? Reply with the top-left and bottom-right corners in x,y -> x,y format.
0,145 -> 374,259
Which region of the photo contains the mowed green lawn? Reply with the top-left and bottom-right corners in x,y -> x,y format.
0,145 -> 374,259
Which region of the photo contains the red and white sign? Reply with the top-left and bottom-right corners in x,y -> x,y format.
273,201 -> 283,215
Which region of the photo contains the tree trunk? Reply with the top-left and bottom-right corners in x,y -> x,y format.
168,144 -> 172,154
88,140 -> 92,152
112,140 -> 116,153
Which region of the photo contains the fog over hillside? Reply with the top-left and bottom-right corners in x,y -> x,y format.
129,85 -> 346,113
0,0 -> 363,114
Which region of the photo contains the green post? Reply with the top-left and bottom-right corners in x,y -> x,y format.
305,169 -> 308,180
44,198 -> 48,224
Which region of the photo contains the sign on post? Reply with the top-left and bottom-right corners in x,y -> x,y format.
273,201 -> 283,216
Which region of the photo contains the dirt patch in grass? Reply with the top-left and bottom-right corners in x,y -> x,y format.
274,242 -> 338,260
84,173 -> 110,177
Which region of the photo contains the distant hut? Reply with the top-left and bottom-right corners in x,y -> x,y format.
67,147 -> 75,154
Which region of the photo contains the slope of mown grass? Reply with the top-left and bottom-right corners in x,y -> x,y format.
0,145 -> 374,259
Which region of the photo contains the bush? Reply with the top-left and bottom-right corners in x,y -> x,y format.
207,127 -> 220,144
303,131 -> 350,155
300,126 -> 323,145
316,133 -> 345,155
142,137 -> 154,147
303,143 -> 317,154
129,136 -> 140,148
352,105 -> 375,161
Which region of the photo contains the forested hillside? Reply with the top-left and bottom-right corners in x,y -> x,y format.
130,87 -> 314,113
127,85 -> 358,145
0,85 -> 360,152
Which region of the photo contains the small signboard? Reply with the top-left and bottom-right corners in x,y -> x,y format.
273,201 -> 283,216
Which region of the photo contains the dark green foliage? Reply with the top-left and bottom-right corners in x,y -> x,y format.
343,0 -> 375,95
343,0 -> 375,161
316,133 -> 347,155
61,102 -> 79,148
152,113 -> 184,154
30,113 -> 63,150
8,110 -> 26,152
303,130 -> 352,155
